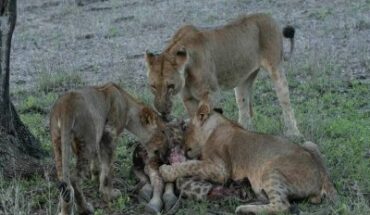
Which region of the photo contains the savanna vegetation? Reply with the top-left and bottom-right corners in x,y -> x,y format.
1,0 -> 369,214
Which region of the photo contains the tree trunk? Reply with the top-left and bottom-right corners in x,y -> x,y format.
0,0 -> 46,178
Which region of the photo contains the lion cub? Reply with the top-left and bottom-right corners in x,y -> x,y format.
159,104 -> 337,214
50,83 -> 168,215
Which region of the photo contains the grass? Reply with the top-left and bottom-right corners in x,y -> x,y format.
0,178 -> 32,215
1,63 -> 369,214
37,71 -> 85,93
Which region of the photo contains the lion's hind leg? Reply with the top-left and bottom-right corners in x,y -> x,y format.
52,134 -> 73,215
57,126 -> 75,215
70,175 -> 94,215
234,68 -> 259,130
58,181 -> 74,215
72,153 -> 95,214
235,170 -> 290,215
62,137 -> 95,215
263,62 -> 301,139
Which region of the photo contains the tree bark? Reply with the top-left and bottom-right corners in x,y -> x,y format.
0,0 -> 46,178
0,0 -> 14,130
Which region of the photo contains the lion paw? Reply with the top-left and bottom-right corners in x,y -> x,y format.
101,188 -> 121,202
235,205 -> 259,215
58,181 -> 74,203
159,165 -> 176,182
111,188 -> 122,199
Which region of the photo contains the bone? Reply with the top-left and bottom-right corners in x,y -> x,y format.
145,160 -> 164,213
163,183 -> 178,211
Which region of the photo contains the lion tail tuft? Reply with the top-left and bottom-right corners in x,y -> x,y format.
282,25 -> 295,61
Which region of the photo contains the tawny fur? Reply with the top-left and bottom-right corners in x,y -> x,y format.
159,105 -> 337,215
145,13 -> 300,137
50,82 -> 168,215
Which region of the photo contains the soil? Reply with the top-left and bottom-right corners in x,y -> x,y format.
11,0 -> 370,93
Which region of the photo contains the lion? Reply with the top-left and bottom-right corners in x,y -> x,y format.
145,13 -> 301,138
50,82 -> 169,215
134,142 -> 251,204
159,103 -> 337,214
132,119 -> 251,214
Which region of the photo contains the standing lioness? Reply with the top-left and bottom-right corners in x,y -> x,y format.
159,104 -> 337,214
50,83 -> 169,215
145,13 -> 300,138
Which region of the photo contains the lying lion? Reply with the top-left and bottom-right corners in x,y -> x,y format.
132,119 -> 252,214
50,82 -> 169,215
134,145 -> 251,201
145,13 -> 301,138
159,104 -> 337,214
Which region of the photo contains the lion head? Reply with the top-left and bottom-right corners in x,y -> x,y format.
139,107 -> 169,161
145,48 -> 188,120
184,103 -> 212,159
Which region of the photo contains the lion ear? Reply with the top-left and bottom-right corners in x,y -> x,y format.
196,102 -> 211,124
140,107 -> 157,127
145,50 -> 156,66
175,47 -> 188,66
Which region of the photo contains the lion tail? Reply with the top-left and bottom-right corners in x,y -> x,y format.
57,110 -> 76,205
282,25 -> 295,61
60,115 -> 73,185
302,141 -> 338,203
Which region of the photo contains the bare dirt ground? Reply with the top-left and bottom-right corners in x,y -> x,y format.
11,0 -> 370,92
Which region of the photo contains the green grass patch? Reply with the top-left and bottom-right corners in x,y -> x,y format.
37,72 -> 84,93
2,68 -> 369,214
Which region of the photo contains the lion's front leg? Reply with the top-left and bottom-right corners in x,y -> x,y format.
98,131 -> 121,202
181,89 -> 199,117
159,160 -> 229,184
182,89 -> 223,117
